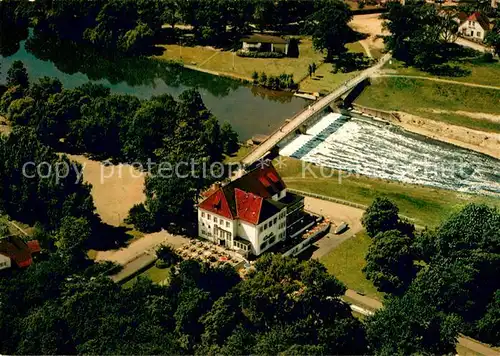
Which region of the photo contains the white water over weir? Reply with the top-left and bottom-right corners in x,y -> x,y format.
279,113 -> 500,197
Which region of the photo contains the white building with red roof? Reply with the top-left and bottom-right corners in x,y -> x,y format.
458,12 -> 492,42
198,164 -> 304,256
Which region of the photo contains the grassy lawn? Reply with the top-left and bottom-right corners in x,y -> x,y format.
155,36 -> 325,82
224,144 -> 252,163
384,58 -> 500,87
276,156 -> 500,227
320,231 -> 384,300
299,42 -> 366,94
356,77 -> 500,133
122,265 -> 170,288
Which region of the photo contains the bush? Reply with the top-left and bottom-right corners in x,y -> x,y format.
481,52 -> 495,63
253,72 -> 296,90
156,244 -> 181,267
125,203 -> 157,232
236,50 -> 285,58
155,259 -> 170,269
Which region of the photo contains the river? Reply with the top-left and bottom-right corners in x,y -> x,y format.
280,113 -> 500,196
0,32 -> 307,141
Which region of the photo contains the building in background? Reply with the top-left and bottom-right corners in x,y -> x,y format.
458,12 -> 492,42
0,235 -> 40,271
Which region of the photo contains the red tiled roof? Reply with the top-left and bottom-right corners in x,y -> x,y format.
235,188 -> 263,225
467,12 -> 490,30
199,164 -> 286,225
199,189 -> 234,220
27,240 -> 41,253
0,236 -> 33,268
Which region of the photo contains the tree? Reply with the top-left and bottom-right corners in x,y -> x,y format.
54,216 -> 92,264
220,122 -> 239,156
485,19 -> 500,56
6,60 -> 29,88
477,290 -> 500,345
304,0 -> 353,61
367,289 -> 460,355
363,230 -> 416,294
361,197 -> 401,238
432,204 -> 500,259
156,244 -> 181,267
382,2 -> 443,69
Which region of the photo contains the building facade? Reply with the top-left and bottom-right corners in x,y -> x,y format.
458,12 -> 491,42
198,164 -> 303,256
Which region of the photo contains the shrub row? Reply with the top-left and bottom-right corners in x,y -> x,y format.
251,72 -> 297,90
237,50 -> 285,58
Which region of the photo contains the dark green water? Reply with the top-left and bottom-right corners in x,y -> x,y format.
0,32 -> 308,140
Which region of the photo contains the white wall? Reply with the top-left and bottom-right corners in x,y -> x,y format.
459,20 -> 487,41
198,208 -> 236,248
256,209 -> 287,254
0,254 -> 11,270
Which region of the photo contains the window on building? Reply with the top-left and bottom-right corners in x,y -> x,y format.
202,212 -> 205,218
264,223 -> 268,229
259,226 -> 263,232
269,220 -> 273,227
214,217 -> 218,224
226,221 -> 230,228
477,32 -> 481,37
207,214 -> 211,220
273,217 -> 277,224
260,241 -> 268,250
269,236 -> 276,244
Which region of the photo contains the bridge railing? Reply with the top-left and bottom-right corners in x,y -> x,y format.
240,53 -> 392,166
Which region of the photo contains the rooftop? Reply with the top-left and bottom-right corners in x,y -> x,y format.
241,34 -> 289,44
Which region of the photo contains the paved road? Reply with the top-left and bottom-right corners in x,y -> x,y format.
375,73 -> 500,90
241,53 -> 393,167
456,37 -> 490,53
345,289 -> 499,355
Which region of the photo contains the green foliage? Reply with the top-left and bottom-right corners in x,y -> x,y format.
362,197 -> 400,238
254,72 -> 296,90
156,244 -> 181,268
363,230 -> 416,295
6,60 -> 29,88
485,19 -> 500,56
236,50 -> 285,58
366,289 -> 461,355
477,290 -> 500,345
304,0 -> 353,61
0,128 -> 97,231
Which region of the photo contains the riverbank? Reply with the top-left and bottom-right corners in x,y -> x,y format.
351,106 -> 500,160
153,39 -> 366,94
356,76 -> 500,133
276,156 -> 500,227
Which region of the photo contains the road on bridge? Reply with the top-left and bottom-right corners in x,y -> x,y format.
241,53 -> 392,167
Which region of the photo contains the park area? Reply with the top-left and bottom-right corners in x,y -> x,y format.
155,36 -> 369,94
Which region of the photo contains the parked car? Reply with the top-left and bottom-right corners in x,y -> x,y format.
335,222 -> 348,234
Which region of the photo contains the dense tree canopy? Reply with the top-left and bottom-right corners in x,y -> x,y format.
365,201 -> 500,349
363,229 -> 416,295
304,0 -> 353,61
0,61 -> 238,232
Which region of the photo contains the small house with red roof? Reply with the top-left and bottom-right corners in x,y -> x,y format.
0,236 -> 40,271
458,12 -> 492,42
198,163 -> 304,256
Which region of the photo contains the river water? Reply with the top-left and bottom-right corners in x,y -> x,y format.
0,33 -> 307,141
280,113 -> 500,196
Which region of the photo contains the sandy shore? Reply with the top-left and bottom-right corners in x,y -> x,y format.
396,112 -> 500,160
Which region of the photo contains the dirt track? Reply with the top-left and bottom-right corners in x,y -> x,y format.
67,155 -> 146,226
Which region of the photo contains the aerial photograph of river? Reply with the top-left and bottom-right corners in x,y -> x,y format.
280,112 -> 500,196
0,33 -> 308,141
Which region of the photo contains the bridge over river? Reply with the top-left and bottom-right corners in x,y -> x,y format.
240,53 -> 393,168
